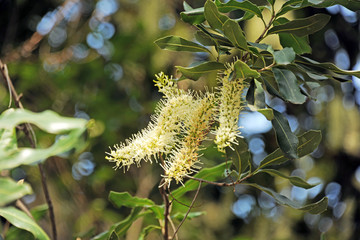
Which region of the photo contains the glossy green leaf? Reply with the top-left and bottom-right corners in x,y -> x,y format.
0,207 -> 50,240
0,127 -> 17,152
257,108 -> 274,120
315,0 -> 360,12
176,62 -> 226,80
155,36 -> 210,53
217,0 -> 263,18
171,162 -> 227,199
273,47 -> 296,65
204,0 -> 229,30
0,178 -> 33,207
195,31 -> 216,46
0,108 -> 86,134
267,14 -> 331,37
297,130 -> 322,157
259,130 -> 322,168
276,0 -> 315,17
296,55 -> 360,78
234,60 -> 261,79
226,138 -> 250,175
183,1 -> 193,11
180,8 -> 206,25
138,225 -> 161,240
272,68 -> 306,104
257,169 -> 316,189
0,109 -> 87,171
109,191 -> 156,208
172,211 -> 206,221
246,183 -> 328,214
109,191 -> 163,220
223,19 -> 248,50
275,18 -> 312,54
271,109 -> 299,159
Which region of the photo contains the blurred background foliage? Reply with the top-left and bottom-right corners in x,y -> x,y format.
0,0 -> 360,239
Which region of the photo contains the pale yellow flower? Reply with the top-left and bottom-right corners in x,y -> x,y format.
162,93 -> 215,186
214,63 -> 246,152
106,80 -> 194,170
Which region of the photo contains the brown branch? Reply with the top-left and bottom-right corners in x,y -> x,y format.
0,59 -> 57,240
159,154 -> 171,240
172,181 -> 202,240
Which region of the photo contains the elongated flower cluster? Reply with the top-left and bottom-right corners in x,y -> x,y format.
213,63 -> 246,152
107,64 -> 247,187
161,93 -> 215,186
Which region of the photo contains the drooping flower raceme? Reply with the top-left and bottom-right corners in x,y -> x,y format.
161,93 -> 215,186
213,64 -> 246,153
106,73 -> 194,170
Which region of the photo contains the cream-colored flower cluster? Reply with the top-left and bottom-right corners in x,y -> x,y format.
106,63 -> 247,186
213,63 -> 246,153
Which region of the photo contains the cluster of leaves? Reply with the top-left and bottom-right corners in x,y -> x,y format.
0,109 -> 87,239
98,0 -> 360,239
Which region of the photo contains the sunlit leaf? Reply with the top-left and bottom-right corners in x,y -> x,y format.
257,108 -> 274,120
172,211 -> 206,221
273,47 -> 296,65
180,7 -> 206,25
271,109 -> 299,159
217,0 -> 263,18
246,183 -> 328,214
155,36 -> 210,53
0,207 -> 50,240
0,178 -> 32,207
234,60 -> 261,79
0,127 -> 17,152
176,62 -> 226,80
223,19 -> 248,50
272,68 -> 306,104
267,14 -> 331,37
257,169 -> 316,189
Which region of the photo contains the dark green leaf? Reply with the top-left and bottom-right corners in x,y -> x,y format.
171,163 -> 227,199
259,130 -> 322,168
257,108 -> 274,120
154,36 -> 210,53
273,47 -> 296,65
271,109 -> 299,159
297,130 -> 322,157
315,0 -> 360,12
204,0 -> 229,30
234,60 -> 261,79
0,207 -> 50,240
276,0 -> 315,17
176,61 -> 226,80
275,18 -> 312,54
195,31 -> 216,46
0,178 -> 33,207
109,191 -> 156,208
266,0 -> 275,5
223,19 -> 248,50
246,79 -> 255,105
267,14 -> 331,37
246,183 -> 328,214
272,68 -> 306,104
257,169 -> 316,189
226,138 -> 250,175
30,204 -> 48,221
138,225 -> 161,240
217,0 -> 263,18
296,55 -> 360,78
109,191 -> 163,220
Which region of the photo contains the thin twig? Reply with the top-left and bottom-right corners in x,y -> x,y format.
186,172 -> 253,187
159,154 -> 171,240
0,59 -> 57,240
258,62 -> 276,72
16,200 -> 35,220
167,215 -> 179,240
172,181 -> 202,240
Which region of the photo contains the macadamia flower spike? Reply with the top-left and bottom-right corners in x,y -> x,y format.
214,62 -> 246,153
106,88 -> 194,171
154,72 -> 183,98
162,93 -> 215,187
